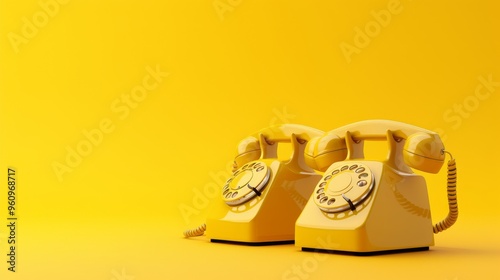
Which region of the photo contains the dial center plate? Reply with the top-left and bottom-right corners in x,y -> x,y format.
229,170 -> 253,190
326,173 -> 352,195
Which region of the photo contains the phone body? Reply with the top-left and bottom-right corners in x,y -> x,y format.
295,120 -> 457,254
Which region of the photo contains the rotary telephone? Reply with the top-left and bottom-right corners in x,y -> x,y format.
296,120 -> 458,254
184,124 -> 325,244
184,120 -> 458,253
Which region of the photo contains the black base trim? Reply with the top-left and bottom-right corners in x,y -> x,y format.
301,246 -> 429,256
211,239 -> 294,246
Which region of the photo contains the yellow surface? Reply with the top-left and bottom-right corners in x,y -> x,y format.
0,0 -> 499,279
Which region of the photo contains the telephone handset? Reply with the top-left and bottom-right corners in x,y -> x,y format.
296,120 -> 458,254
185,124 -> 325,244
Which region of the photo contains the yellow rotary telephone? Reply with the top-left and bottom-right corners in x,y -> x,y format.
184,124 -> 325,244
296,120 -> 458,254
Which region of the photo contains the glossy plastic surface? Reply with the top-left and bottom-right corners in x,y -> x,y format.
304,134 -> 347,172
403,132 -> 445,173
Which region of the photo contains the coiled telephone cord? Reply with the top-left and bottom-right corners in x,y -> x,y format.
433,152 -> 458,234
183,223 -> 206,237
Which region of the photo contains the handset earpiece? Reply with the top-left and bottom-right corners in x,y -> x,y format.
233,136 -> 261,172
403,132 -> 445,173
304,134 -> 347,172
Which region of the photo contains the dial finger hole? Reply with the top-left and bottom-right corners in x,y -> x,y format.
320,197 -> 328,204
223,189 -> 229,195
226,192 -> 232,198
357,180 -> 367,187
319,182 -> 327,188
355,167 -> 365,173
331,170 -> 339,175
358,173 -> 369,178
316,188 -> 324,194
324,175 -> 332,181
341,165 -> 349,171
327,198 -> 336,205
349,165 -> 358,170
316,193 -> 325,199
232,192 -> 238,198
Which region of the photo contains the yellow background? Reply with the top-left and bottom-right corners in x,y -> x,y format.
0,0 -> 499,279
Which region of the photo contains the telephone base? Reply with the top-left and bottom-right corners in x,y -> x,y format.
211,239 -> 294,246
301,246 -> 429,256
